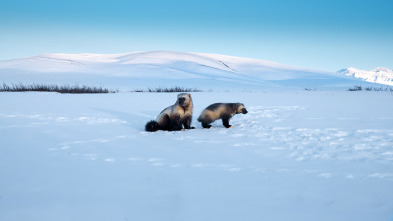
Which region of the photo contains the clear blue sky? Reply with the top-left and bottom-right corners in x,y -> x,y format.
1,0 -> 392,71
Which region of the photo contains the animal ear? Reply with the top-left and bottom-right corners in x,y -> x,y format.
188,94 -> 191,98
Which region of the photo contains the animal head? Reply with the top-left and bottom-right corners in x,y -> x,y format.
177,93 -> 192,107
235,103 -> 248,114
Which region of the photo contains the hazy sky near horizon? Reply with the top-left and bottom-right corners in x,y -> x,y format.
1,0 -> 392,71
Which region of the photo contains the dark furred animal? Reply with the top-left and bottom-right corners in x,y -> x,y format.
145,93 -> 195,132
197,103 -> 248,128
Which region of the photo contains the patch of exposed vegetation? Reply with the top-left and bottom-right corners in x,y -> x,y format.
348,85 -> 393,92
1,83 -> 116,94
132,86 -> 202,93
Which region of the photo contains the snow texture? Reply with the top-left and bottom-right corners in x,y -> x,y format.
1,91 -> 393,221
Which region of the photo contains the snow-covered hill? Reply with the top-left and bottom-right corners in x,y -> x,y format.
338,67 -> 393,86
0,51 -> 375,90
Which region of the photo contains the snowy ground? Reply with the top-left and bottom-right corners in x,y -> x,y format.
1,91 -> 393,221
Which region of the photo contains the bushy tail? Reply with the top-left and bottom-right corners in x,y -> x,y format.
145,120 -> 160,132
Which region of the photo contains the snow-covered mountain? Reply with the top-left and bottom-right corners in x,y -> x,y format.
0,51 -> 379,90
338,67 -> 393,86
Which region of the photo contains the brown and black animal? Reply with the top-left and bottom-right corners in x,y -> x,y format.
197,103 -> 248,128
145,93 -> 195,132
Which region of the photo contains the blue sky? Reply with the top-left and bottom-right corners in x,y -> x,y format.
0,0 -> 392,71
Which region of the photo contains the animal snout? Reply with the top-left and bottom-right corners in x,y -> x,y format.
242,108 -> 248,114
178,97 -> 186,105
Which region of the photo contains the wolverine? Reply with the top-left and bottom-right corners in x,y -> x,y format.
145,93 -> 195,132
197,103 -> 248,128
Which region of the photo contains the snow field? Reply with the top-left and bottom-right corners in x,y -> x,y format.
1,91 -> 393,221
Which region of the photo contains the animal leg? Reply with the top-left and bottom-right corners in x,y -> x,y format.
169,115 -> 183,131
183,116 -> 195,129
170,121 -> 183,131
157,115 -> 171,131
222,117 -> 232,128
202,122 -> 212,129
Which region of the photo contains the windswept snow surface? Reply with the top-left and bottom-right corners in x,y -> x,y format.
338,67 -> 393,86
0,51 -> 376,90
1,91 -> 393,221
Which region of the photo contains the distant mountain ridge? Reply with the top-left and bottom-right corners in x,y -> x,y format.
338,67 -> 393,86
0,51 -> 384,90
0,51 -> 309,74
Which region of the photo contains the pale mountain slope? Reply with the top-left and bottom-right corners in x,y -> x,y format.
0,51 -> 378,90
338,67 -> 393,86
